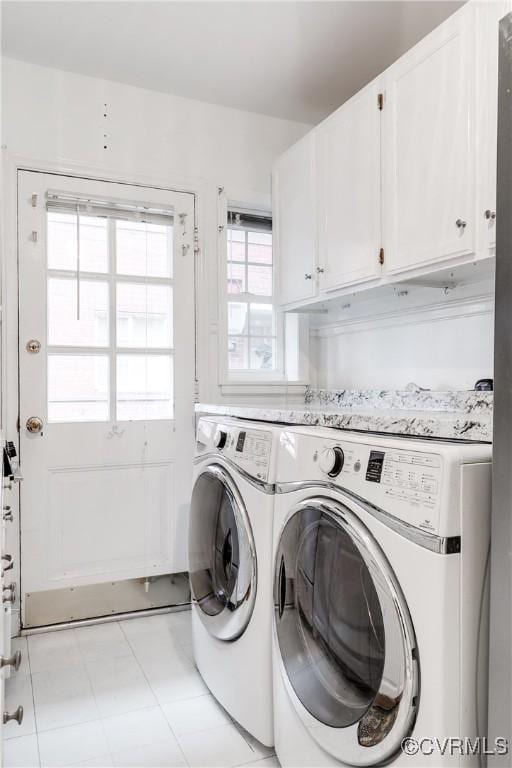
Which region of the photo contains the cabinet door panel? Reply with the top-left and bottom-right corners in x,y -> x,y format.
477,1 -> 510,254
318,83 -> 382,291
384,6 -> 475,273
274,134 -> 317,307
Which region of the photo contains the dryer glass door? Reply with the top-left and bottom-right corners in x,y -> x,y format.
274,497 -> 418,766
189,465 -> 257,641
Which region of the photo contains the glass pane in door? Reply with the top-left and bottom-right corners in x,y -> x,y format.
48,354 -> 109,422
116,354 -> 173,420
116,283 -> 173,349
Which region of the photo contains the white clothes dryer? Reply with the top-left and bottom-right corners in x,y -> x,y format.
272,426 -> 492,767
189,416 -> 280,747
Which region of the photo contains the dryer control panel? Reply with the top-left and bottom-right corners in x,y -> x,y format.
279,431 -> 445,534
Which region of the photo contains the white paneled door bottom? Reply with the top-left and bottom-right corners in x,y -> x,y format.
3,611 -> 279,768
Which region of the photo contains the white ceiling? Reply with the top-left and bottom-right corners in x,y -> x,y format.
2,1 -> 464,124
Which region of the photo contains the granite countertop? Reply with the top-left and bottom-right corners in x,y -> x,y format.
196,387 -> 493,442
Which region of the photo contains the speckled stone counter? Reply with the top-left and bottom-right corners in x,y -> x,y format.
196,388 -> 493,442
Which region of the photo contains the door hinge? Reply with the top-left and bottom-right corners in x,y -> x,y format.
377,93 -> 384,111
379,247 -> 385,265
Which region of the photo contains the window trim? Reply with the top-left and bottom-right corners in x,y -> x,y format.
218,196 -> 286,384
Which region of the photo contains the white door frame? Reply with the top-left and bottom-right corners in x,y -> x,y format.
1,154 -> 209,632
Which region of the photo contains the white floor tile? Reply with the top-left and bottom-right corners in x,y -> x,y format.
86,654 -> 156,718
240,758 -> 280,767
3,733 -> 40,768
126,629 -> 191,668
177,722 -> 257,767
66,756 -> 113,768
139,653 -> 208,704
178,642 -> 195,664
101,706 -> 173,754
28,631 -> 82,674
111,736 -> 187,767
119,614 -> 176,640
75,623 -> 132,665
32,664 -> 99,732
162,693 -> 230,736
4,673 -> 36,739
233,724 -> 276,760
164,612 -> 192,645
38,720 -> 110,768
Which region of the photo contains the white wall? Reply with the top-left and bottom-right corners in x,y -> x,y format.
311,282 -> 494,391
1,56 -> 310,408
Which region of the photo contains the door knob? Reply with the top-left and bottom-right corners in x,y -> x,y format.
484,209 -> 496,220
26,416 -> 43,434
3,706 -> 23,725
0,650 -> 21,671
455,219 -> 467,229
3,583 -> 16,604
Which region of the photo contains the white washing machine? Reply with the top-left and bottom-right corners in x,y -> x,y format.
189,415 -> 280,747
272,426 -> 492,767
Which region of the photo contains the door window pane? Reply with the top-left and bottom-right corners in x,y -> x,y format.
228,229 -> 245,262
228,337 -> 248,370
248,232 -> 272,264
48,278 -> 109,347
248,265 -> 272,296
228,303 -> 248,335
117,354 -> 173,420
227,262 -> 245,294
47,213 -> 108,273
116,221 -> 173,278
117,284 -> 173,349
48,355 -> 109,422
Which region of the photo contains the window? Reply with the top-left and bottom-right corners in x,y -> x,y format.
226,210 -> 279,374
46,206 -> 174,422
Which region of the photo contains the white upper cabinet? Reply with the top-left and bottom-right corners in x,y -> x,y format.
317,81 -> 383,292
273,132 -> 317,308
382,4 -> 476,275
476,1 -> 511,255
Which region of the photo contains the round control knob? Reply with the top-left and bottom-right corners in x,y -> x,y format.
319,446 -> 345,477
213,429 -> 227,450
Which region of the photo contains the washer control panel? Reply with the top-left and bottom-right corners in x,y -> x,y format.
196,418 -> 274,482
230,428 -> 273,482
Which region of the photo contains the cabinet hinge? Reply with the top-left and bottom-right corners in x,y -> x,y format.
379,247 -> 385,265
377,93 -> 384,111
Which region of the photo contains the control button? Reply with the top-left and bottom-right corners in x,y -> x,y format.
354,460 -> 361,473
213,429 -> 227,449
319,446 -> 345,477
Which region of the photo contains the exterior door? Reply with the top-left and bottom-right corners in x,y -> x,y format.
189,465 -> 256,641
18,170 -> 196,627
317,82 -> 382,292
274,498 -> 418,766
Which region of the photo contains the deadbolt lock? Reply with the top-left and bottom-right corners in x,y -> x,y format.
26,417 -> 43,434
26,339 -> 41,354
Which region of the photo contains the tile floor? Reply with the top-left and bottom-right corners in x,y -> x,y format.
3,610 -> 279,768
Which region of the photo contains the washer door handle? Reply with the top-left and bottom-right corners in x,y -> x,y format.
278,556 -> 286,620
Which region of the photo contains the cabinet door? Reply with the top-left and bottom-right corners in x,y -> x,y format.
273,133 -> 317,307
477,0 -> 511,255
317,83 -> 382,292
383,5 -> 476,274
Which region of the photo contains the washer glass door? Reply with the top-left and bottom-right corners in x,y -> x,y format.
274,498 -> 418,766
189,465 -> 257,641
